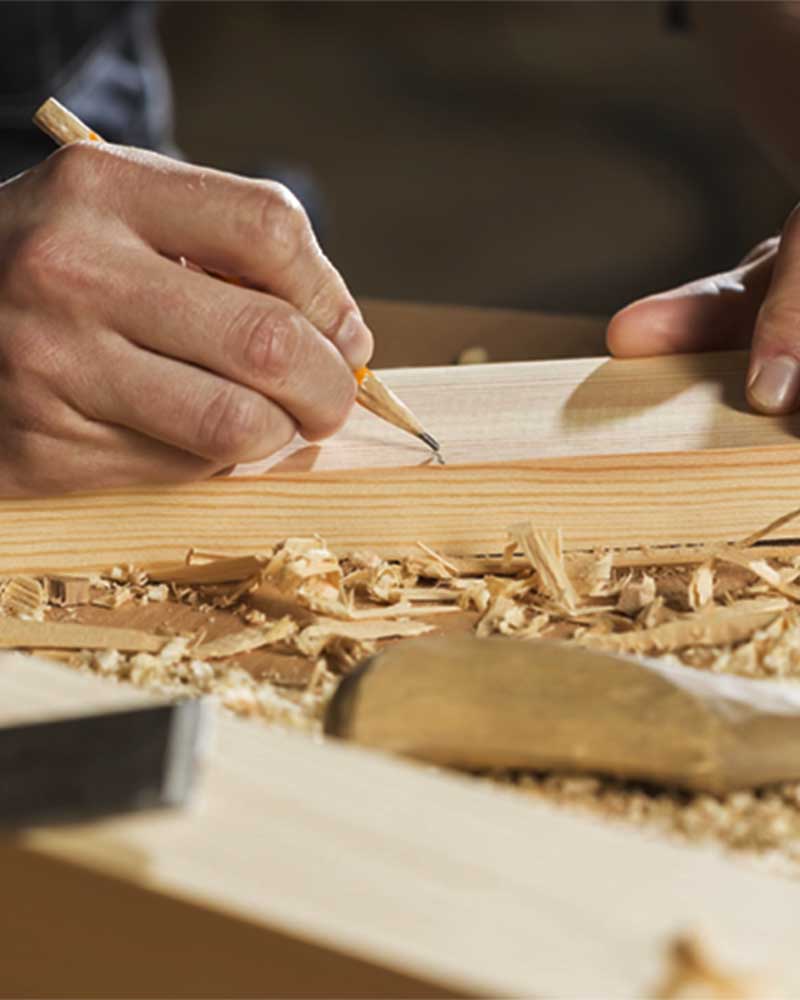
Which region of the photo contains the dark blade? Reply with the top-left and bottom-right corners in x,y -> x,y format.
0,698 -> 208,828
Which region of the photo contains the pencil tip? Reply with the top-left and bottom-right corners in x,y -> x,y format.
418,431 -> 445,463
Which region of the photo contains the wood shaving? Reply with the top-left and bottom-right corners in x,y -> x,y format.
509,523 -> 579,613
264,538 -> 350,617
295,617 -> 433,659
13,512 -> 800,877
585,599 -> 788,654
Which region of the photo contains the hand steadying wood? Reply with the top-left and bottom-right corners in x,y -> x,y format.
326,636 -> 800,794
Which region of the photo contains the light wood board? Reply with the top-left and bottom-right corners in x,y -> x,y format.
240,349 -> 800,473
2,338 -> 800,571
3,654 -> 800,998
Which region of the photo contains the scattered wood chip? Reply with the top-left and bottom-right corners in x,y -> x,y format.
0,619 -> 166,652
687,564 -> 715,612
192,617 -> 297,659
0,576 -> 46,618
652,932 -> 761,999
714,549 -> 800,601
45,574 -> 90,607
616,574 -> 657,615
146,555 -> 268,585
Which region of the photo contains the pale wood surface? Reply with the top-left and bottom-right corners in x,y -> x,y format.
0,651 -> 155,727
4,654 -> 800,998
238,350 -> 800,473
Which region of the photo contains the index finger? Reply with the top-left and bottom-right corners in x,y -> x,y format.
50,142 -> 373,369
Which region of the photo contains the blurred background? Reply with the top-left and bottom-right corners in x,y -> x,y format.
160,1 -> 797,318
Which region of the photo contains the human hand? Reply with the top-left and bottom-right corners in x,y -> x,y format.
0,142 -> 373,495
605,227 -> 800,415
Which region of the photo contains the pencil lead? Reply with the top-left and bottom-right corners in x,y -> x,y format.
418,431 -> 443,461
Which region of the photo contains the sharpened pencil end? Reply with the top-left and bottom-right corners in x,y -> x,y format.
418,432 -> 445,464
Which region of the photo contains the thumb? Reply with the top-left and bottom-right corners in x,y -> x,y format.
606,246 -> 776,359
747,213 -> 800,415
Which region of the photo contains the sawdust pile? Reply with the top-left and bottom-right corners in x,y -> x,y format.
5,523 -> 800,871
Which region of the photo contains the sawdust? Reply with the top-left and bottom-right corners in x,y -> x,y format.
8,522 -> 800,873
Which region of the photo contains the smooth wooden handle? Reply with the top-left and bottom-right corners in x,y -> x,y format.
33,98 -> 103,147
325,636 -> 800,793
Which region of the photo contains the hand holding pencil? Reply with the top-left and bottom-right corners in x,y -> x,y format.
0,97 -> 434,497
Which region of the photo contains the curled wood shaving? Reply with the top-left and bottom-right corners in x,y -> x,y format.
342,551 -> 406,604
509,523 -> 579,614
264,538 -> 350,617
295,617 -> 434,659
585,598 -> 788,654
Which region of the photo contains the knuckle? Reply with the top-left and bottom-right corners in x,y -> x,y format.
228,303 -> 295,382
196,384 -> 263,462
44,142 -> 110,199
8,224 -> 69,296
249,182 -> 313,269
7,221 -> 105,306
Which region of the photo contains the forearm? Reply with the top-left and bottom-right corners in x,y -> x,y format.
693,1 -> 800,185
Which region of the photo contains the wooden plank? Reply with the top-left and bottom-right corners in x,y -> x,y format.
3,313 -> 800,571
4,655 -> 800,998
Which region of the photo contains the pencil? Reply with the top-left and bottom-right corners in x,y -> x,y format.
33,97 -> 444,464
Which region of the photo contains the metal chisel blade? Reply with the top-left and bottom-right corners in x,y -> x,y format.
0,697 -> 209,829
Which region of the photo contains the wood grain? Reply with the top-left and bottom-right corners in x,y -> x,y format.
5,655 -> 800,998
2,441 -> 800,572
